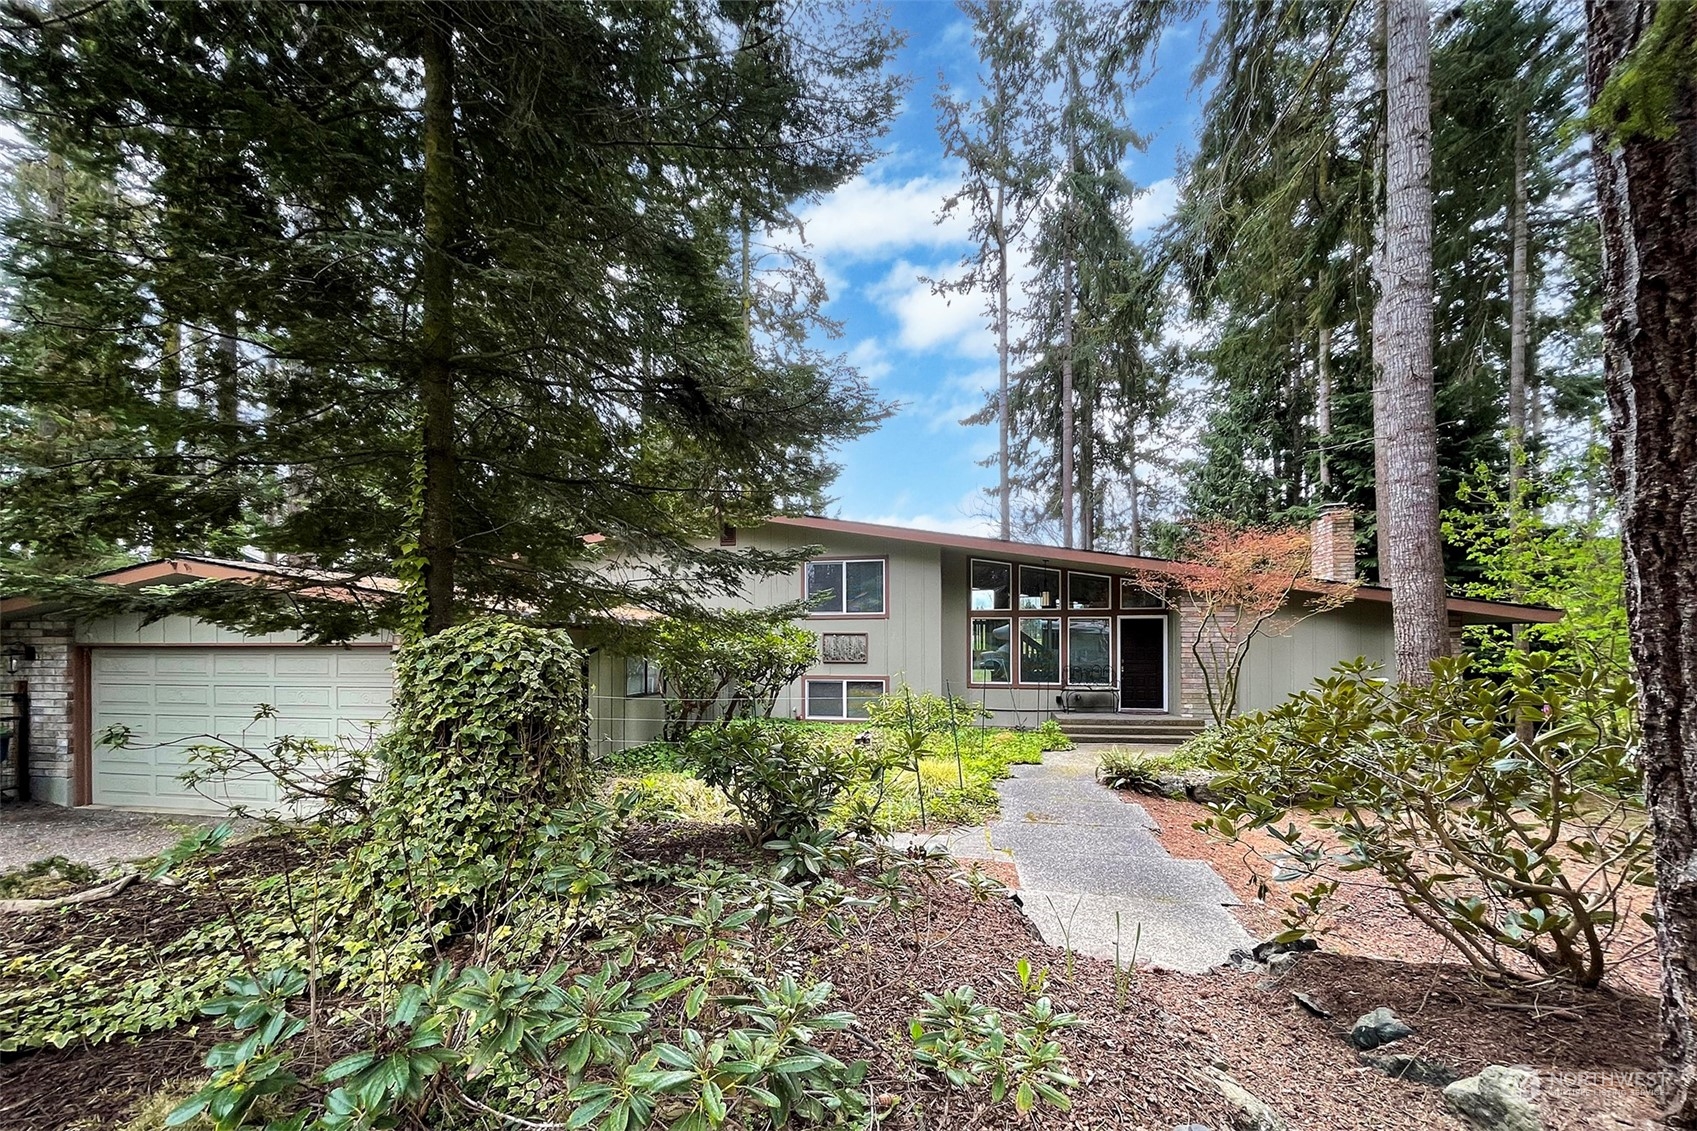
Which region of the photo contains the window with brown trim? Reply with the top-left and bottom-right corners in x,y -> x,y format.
969,617 -> 1012,684
1069,572 -> 1112,609
1018,565 -> 1061,610
970,559 -> 1011,610
805,558 -> 886,616
803,677 -> 886,720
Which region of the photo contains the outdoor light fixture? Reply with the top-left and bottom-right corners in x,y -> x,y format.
3,644 -> 36,675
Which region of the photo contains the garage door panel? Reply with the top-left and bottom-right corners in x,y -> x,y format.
92,646 -> 393,813
335,652 -> 393,677
155,684 -> 211,706
274,653 -> 334,676
212,653 -> 274,675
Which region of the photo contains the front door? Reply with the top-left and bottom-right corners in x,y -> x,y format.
1118,617 -> 1166,710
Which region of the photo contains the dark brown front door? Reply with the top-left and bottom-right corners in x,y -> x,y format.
1119,617 -> 1165,710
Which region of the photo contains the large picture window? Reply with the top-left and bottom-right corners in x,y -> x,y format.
805,559 -> 886,616
1066,619 -> 1112,685
970,559 -> 1011,610
1017,617 -> 1061,684
970,618 -> 1013,684
1018,566 -> 1061,610
803,678 -> 886,720
1069,572 -> 1112,610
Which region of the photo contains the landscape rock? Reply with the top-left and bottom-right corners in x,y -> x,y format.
1250,936 -> 1319,962
1265,951 -> 1299,974
1349,1006 -> 1415,1050
1197,1067 -> 1288,1131
1362,1051 -> 1458,1086
1443,1065 -> 1543,1131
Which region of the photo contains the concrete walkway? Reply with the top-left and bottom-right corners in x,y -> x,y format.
902,746 -> 1253,973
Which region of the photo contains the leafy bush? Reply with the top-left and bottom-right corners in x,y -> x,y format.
863,684 -> 989,734
1096,746 -> 1207,795
643,615 -> 817,740
1034,718 -> 1074,751
610,771 -> 737,824
909,964 -> 1080,1117
601,740 -> 690,775
684,720 -> 860,843
354,618 -> 590,929
1201,655 -> 1651,987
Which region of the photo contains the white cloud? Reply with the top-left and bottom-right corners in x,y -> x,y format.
842,490 -> 996,538
844,338 -> 892,383
1129,177 -> 1178,235
868,259 -> 997,358
798,173 -> 970,261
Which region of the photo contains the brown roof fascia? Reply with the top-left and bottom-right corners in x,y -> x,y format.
1,556 -> 398,618
762,515 -> 1563,625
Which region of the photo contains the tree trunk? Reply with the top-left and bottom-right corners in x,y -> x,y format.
214,315 -> 238,424
1317,321 -> 1333,491
419,20 -> 458,636
1374,0 -> 1447,683
1586,1 -> 1697,1122
996,182 -> 1011,542
1079,384 -> 1094,551
1127,431 -> 1141,556
1508,108 -> 1531,498
1060,244 -> 1076,549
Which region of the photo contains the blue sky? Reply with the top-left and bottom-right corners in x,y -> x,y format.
796,1 -> 1209,536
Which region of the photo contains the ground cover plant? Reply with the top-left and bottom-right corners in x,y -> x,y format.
604,709 -> 1065,834
0,623 -> 1087,1131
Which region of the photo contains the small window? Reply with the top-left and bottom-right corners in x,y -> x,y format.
1120,579 -> 1166,609
625,657 -> 661,697
1067,618 -> 1112,685
804,678 -> 886,720
1018,565 -> 1061,610
970,559 -> 1011,610
805,559 -> 886,615
1069,572 -> 1112,609
1017,617 -> 1061,684
970,617 -> 1013,685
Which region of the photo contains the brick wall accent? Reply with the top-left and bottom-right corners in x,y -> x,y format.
5,619 -> 75,805
1174,605 -> 1217,719
1310,505 -> 1357,582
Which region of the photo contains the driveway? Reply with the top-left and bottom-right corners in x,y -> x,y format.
0,803 -> 229,871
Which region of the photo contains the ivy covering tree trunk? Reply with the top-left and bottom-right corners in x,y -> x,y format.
1586,0 -> 1697,1121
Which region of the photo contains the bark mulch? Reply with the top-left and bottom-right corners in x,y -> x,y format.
0,820 -> 1670,1130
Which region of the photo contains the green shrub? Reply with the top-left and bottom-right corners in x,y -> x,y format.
1201,655 -> 1650,988
864,684 -> 989,734
1096,747 -> 1206,795
601,740 -> 688,775
642,615 -> 817,740
684,720 -> 860,843
355,618 -> 590,930
1034,718 -> 1074,751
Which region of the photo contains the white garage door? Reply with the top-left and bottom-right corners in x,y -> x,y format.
91,647 -> 393,813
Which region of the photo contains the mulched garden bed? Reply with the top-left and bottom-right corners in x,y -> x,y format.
0,818 -> 1671,1130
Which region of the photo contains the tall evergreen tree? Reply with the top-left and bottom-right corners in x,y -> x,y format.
935,0 -> 1046,541
0,2 -> 901,637
1586,0 -> 1697,1121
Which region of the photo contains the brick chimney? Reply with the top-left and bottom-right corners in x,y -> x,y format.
1311,505 -> 1356,582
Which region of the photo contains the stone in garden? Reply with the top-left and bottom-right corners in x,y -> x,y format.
1361,1051 -> 1458,1086
1349,1006 -> 1415,1050
1196,1067 -> 1288,1131
1442,1065 -> 1542,1131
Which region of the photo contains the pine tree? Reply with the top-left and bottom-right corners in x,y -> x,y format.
935,0 -> 1046,541
0,2 -> 902,638
1585,0 -> 1697,1120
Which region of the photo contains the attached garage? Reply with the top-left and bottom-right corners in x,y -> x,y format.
86,642 -> 393,812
